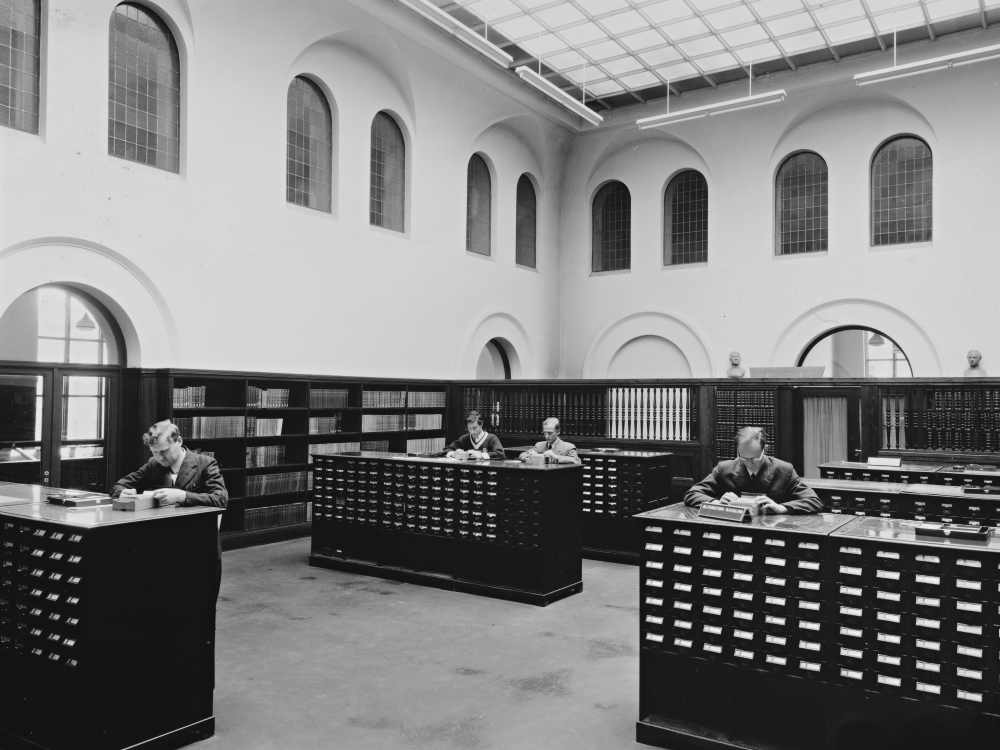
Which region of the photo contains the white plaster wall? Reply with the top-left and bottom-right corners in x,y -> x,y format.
0,0 -> 574,376
559,29 -> 1000,379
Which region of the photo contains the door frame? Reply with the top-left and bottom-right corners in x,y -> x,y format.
0,360 -> 121,489
792,386 -> 863,476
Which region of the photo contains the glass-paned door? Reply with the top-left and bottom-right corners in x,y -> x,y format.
58,375 -> 109,492
0,373 -> 48,485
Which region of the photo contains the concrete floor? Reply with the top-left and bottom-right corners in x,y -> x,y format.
195,538 -> 643,750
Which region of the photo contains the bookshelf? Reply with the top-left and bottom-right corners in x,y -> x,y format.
123,371 -> 450,545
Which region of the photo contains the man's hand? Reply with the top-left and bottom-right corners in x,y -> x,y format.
542,450 -> 557,461
757,497 -> 788,515
119,487 -> 137,497
719,492 -> 741,505
152,488 -> 186,505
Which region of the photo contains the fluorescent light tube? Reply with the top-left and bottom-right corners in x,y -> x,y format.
395,0 -> 513,67
854,43 -> 1000,86
636,90 -> 786,129
515,67 -> 604,126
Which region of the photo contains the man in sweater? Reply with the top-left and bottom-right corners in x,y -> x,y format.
684,426 -> 821,515
443,411 -> 505,461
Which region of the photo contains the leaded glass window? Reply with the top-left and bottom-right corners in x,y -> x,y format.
370,112 -> 405,231
286,76 -> 332,212
775,152 -> 828,255
467,154 -> 491,256
871,136 -> 932,246
592,181 -> 630,272
515,175 -> 536,268
108,3 -> 180,172
664,170 -> 707,265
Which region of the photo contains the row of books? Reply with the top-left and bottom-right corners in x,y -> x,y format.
246,417 -> 283,437
408,414 -> 442,431
173,386 -> 206,408
361,440 -> 390,451
175,416 -> 244,439
243,501 -> 312,532
247,386 -> 290,409
406,437 -> 445,453
310,388 -> 350,409
362,390 -> 406,408
309,442 -> 360,459
408,391 -> 446,408
246,445 -> 286,468
362,414 -> 407,433
309,415 -> 342,435
245,470 -> 308,497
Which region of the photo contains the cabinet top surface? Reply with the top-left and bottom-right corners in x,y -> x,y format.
806,478 -> 983,499
832,516 -> 1000,551
0,502 -> 223,528
576,449 -> 672,458
312,452 -> 580,471
817,461 -> 946,472
937,467 -> 1000,477
635,503 -> 854,535
0,482 -> 48,506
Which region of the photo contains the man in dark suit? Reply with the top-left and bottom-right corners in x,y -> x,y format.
111,420 -> 228,591
684,426 -> 821,515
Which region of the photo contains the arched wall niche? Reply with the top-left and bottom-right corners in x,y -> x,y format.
583,311 -> 714,378
608,335 -> 692,379
460,312 -> 533,379
0,238 -> 179,367
769,298 -> 941,376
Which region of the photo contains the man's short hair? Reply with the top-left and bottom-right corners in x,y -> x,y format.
543,418 -> 561,432
142,420 -> 182,446
735,426 -> 767,452
466,410 -> 484,426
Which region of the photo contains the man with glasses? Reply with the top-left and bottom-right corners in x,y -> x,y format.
684,426 -> 821,515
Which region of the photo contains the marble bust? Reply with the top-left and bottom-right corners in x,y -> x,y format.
965,349 -> 987,377
726,351 -> 746,379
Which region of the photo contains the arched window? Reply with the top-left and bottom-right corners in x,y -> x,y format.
286,76 -> 332,212
775,152 -> 828,255
467,154 -> 491,255
664,170 -> 707,265
515,175 -> 536,268
592,181 -> 630,272
370,112 -> 405,231
108,3 -> 180,173
1,0 -> 40,133
871,136 -> 932,246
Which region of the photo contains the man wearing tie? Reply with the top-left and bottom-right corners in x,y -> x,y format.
684,426 -> 820,515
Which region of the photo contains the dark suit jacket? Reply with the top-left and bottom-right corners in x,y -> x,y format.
442,432 -> 505,461
684,456 -> 822,514
112,449 -> 229,555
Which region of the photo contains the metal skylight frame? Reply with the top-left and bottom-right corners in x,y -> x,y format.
635,88 -> 786,127
515,66 -> 604,125
854,41 -> 1000,85
395,0 -> 514,67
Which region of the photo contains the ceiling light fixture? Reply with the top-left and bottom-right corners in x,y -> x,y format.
515,66 -> 604,126
868,332 -> 885,347
76,312 -> 96,331
394,0 -> 513,67
854,42 -> 1000,86
636,89 -> 786,130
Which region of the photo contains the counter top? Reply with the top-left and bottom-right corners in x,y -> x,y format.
635,502 -> 854,535
313,451 -> 581,471
805,477 -> 981,499
831,515 -> 1000,551
817,461 -> 946,473
0,502 -> 223,528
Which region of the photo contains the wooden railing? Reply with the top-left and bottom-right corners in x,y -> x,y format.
607,386 -> 695,441
878,385 -> 1000,453
460,384 -> 698,442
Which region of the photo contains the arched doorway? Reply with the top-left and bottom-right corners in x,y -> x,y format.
0,286 -> 125,491
798,327 -> 913,378
476,338 -> 513,380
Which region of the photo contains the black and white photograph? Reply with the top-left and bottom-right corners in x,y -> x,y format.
0,0 -> 998,747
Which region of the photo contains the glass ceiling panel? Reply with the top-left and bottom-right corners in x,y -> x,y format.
428,0 -> 995,112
